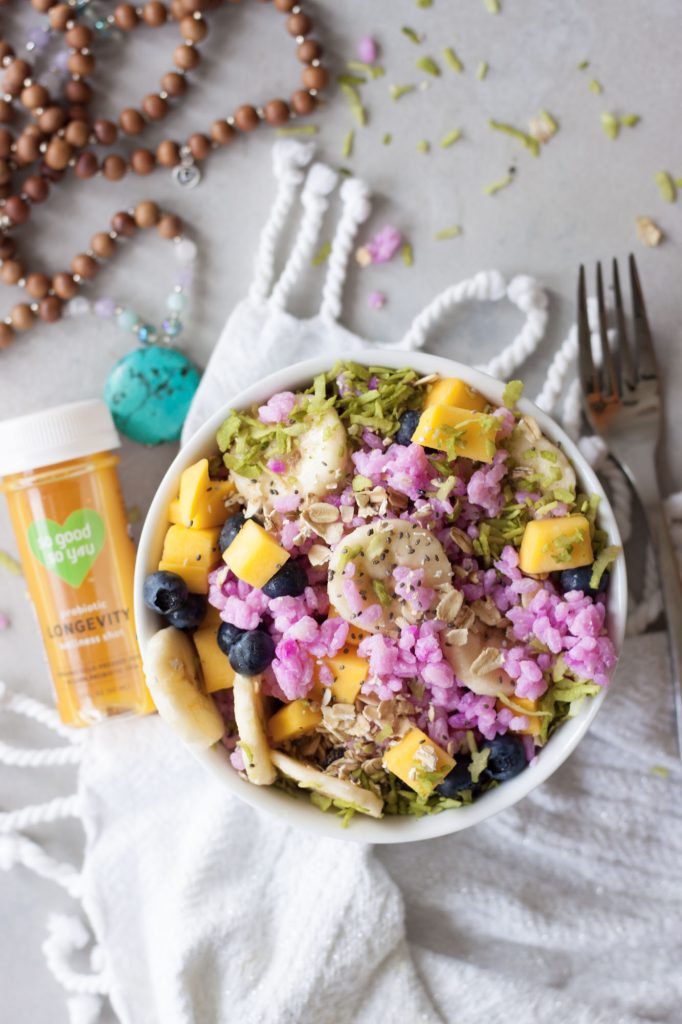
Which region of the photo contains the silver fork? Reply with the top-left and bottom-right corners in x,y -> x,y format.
578,254 -> 682,756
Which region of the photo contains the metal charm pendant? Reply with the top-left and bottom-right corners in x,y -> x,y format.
173,147 -> 202,189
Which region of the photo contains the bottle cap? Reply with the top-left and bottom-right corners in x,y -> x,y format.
0,400 -> 120,477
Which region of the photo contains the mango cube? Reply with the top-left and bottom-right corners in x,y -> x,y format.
268,699 -> 322,745
159,523 -> 221,594
518,514 -> 593,575
383,727 -> 456,798
223,519 -> 290,589
426,377 -> 488,413
193,626 -> 235,693
169,498 -> 182,525
177,458 -> 235,529
412,404 -> 497,464
324,648 -> 369,704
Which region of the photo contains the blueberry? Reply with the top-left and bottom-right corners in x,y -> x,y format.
217,621 -> 247,655
481,734 -> 527,782
395,409 -> 421,446
218,511 -> 246,554
557,564 -> 609,597
165,594 -> 206,630
228,628 -> 276,675
262,560 -> 308,598
143,571 -> 188,615
436,756 -> 475,798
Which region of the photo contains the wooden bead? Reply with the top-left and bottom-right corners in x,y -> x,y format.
48,4 -> 70,30
0,99 -> 12,123
158,213 -> 181,239
302,65 -> 328,91
187,132 -> 210,160
161,72 -> 186,97
3,60 -> 31,96
41,162 -> 65,183
37,106 -> 67,134
274,0 -> 296,10
120,108 -> 145,135
66,24 -> 93,48
52,272 -> 78,299
142,0 -> 167,25
0,129 -> 11,158
91,231 -> 116,258
32,0 -> 57,11
180,15 -> 207,42
174,44 -> 200,70
102,154 -> 127,180
39,296 -> 63,322
170,0 -> 184,17
65,120 -> 90,148
211,119 -> 234,145
0,44 -> 14,64
0,322 -> 15,348
45,138 -> 73,171
74,152 -> 99,178
287,12 -> 312,37
11,303 -> 36,331
114,3 -> 138,29
72,253 -> 98,279
134,200 -> 160,228
130,148 -> 155,175
0,234 -> 16,259
93,119 -> 117,145
297,39 -> 322,63
26,273 -> 51,298
1,260 -> 24,285
65,79 -> 91,104
67,104 -> 89,123
234,104 -> 260,131
111,211 -> 136,237
68,52 -> 95,77
21,83 -> 49,110
291,89 -> 316,115
4,196 -> 30,224
156,139 -> 180,166
142,94 -> 168,120
23,175 -> 49,203
264,99 -> 289,126
0,159 -> 11,186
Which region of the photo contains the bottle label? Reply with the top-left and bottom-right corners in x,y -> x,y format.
27,508 -> 106,588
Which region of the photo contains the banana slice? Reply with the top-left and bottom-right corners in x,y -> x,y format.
271,750 -> 384,818
232,673 -> 276,786
442,626 -> 514,696
327,519 -> 452,634
232,408 -> 350,514
144,627 -> 225,751
506,415 -> 576,498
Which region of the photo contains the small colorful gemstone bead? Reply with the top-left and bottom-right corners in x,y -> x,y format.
117,308 -> 139,331
166,291 -> 187,313
65,296 -> 90,317
162,316 -> 182,338
94,297 -> 116,318
137,323 -> 159,345
174,239 -> 197,265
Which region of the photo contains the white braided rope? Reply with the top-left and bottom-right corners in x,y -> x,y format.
0,681 -> 83,743
479,276 -> 549,379
270,163 -> 339,309
0,739 -> 82,767
535,326 -> 578,413
0,831 -> 82,897
0,793 -> 81,833
319,177 -> 371,323
42,915 -> 109,996
398,269 -> 507,351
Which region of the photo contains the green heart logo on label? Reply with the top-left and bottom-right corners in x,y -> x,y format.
27,509 -> 106,589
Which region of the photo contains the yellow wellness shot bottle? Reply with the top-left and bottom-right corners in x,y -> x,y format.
0,400 -> 153,727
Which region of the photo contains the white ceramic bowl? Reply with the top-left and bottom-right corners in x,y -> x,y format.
135,350 -> 627,843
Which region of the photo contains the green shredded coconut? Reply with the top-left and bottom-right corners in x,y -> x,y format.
352,474 -> 373,492
577,60 -> 590,70
390,83 -> 416,100
382,132 -> 393,145
340,82 -> 367,126
589,545 -> 620,590
347,60 -> 385,80
311,240 -> 331,267
443,46 -> 464,73
275,124 -> 319,137
502,379 -> 524,409
440,128 -> 462,148
337,73 -> 366,87
434,224 -> 462,240
650,765 -> 670,779
620,113 -> 641,127
489,119 -> 540,157
376,723 -> 393,742
0,550 -> 22,576
402,242 -> 414,266
655,171 -> 676,203
401,26 -> 423,44
483,173 -> 514,195
416,0 -> 433,6
484,0 -> 500,12
372,579 -> 392,608
416,55 -> 441,76
477,61 -> 489,80
542,528 -> 585,563
416,139 -> 431,154
341,130 -> 354,158
553,488 -> 576,504
600,112 -> 619,139
589,78 -> 603,94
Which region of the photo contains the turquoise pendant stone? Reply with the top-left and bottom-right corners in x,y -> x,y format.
104,346 -> 201,445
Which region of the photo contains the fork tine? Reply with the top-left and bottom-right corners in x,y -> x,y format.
612,258 -> 636,390
629,253 -> 658,381
596,261 -> 620,398
577,264 -> 599,397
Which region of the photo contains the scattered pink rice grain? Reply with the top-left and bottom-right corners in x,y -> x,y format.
258,391 -> 297,424
358,35 -> 378,63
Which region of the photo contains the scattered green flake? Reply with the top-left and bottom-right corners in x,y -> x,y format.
417,0 -> 433,6
352,474 -> 373,491
577,59 -> 590,70
311,240 -> 331,266
341,130 -> 354,158
372,579 -> 392,607
382,132 -> 393,145
483,173 -> 514,195
401,26 -> 423,44
589,545 -> 620,590
620,113 -> 641,127
600,112 -> 619,139
434,224 -> 462,240
650,765 -> 670,779
416,55 -> 441,76
440,128 -> 462,148
340,82 -> 367,126
337,73 -> 367,87
675,177 -> 682,188
401,242 -> 414,266
347,60 -> 385,80
338,167 -> 352,177
470,746 -> 490,784
484,0 -> 500,12
416,139 -> 431,153
655,171 -> 676,203
589,78 -> 603,94
488,119 -> 540,156
477,61 -> 489,80
0,549 -> 22,576
390,83 -> 416,100
443,46 -> 464,73
276,124 -> 319,137
502,379 -> 524,409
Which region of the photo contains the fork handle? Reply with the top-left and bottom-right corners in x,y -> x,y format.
642,501 -> 682,757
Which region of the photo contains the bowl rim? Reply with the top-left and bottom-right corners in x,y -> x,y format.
134,348 -> 628,844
